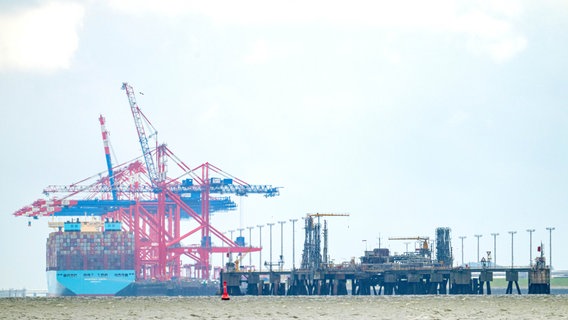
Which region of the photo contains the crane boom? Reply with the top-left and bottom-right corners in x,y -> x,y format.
389,236 -> 430,250
43,183 -> 279,196
99,115 -> 117,201
308,213 -> 350,217
307,213 -> 350,226
121,82 -> 160,187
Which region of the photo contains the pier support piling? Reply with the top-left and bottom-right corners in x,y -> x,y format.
478,271 -> 493,295
450,269 -> 473,294
505,270 -> 521,294
528,268 -> 550,294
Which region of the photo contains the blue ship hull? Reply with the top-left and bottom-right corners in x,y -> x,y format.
47,270 -> 135,296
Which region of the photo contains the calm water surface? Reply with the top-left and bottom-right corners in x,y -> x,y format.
2,295 -> 568,319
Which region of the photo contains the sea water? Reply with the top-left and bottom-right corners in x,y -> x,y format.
1,295 -> 568,319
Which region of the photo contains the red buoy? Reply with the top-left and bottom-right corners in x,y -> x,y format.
221,281 -> 230,300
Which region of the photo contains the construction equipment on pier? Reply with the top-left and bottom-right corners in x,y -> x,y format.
388,236 -> 431,258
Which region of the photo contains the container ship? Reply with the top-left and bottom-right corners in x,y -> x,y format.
46,219 -> 135,296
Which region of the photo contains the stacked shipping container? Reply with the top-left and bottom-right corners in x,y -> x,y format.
46,231 -> 135,271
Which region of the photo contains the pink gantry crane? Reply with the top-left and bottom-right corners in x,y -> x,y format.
13,82 -> 279,281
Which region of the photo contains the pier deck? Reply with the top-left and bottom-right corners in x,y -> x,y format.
220,266 -> 550,296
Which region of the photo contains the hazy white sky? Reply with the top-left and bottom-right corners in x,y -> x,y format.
1,0 -> 567,290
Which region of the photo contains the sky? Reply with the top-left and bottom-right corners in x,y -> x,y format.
1,0 -> 567,290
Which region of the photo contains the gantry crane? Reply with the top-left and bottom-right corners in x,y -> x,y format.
120,83 -> 279,279
12,82 -> 280,281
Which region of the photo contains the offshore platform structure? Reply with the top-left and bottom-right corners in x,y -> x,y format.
435,227 -> 453,266
286,213 -> 349,295
13,82 -> 279,281
300,213 -> 349,272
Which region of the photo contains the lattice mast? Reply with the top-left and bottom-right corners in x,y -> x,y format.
121,82 -> 161,187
